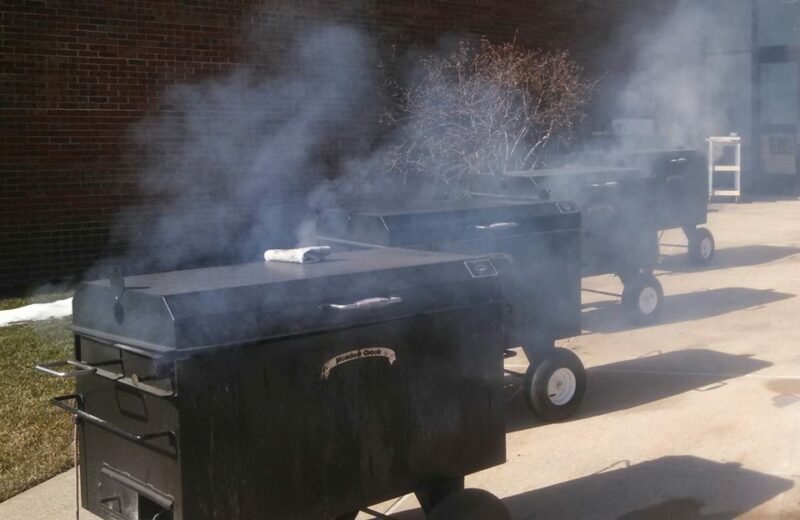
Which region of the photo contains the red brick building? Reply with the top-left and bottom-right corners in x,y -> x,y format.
1,1 -> 678,289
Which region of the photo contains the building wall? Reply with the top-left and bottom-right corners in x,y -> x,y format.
0,0 -> 677,289
705,0 -> 754,190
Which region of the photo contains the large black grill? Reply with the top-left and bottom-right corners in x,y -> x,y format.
40,248 -> 510,520
615,149 -> 709,232
315,197 -> 587,421
470,166 -> 658,277
468,149 -> 715,324
470,149 -> 711,275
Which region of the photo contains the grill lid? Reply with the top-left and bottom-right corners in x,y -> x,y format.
471,167 -> 647,196
316,197 -> 579,247
73,248 -> 504,354
513,166 -> 645,180
469,167 -> 654,209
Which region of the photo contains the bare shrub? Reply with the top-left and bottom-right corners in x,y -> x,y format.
384,38 -> 594,189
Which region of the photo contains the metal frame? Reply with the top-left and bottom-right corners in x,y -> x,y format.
50,394 -> 177,447
707,135 -> 742,200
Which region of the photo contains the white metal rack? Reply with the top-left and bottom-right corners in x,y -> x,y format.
707,135 -> 742,201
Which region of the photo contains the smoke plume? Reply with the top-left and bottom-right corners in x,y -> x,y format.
612,0 -> 750,151
101,24 -> 379,275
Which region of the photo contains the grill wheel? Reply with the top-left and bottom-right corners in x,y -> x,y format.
428,488 -> 511,520
687,227 -> 715,266
524,347 -> 586,422
621,273 -> 664,324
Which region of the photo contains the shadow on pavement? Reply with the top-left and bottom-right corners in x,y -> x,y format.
503,456 -> 793,520
658,244 -> 800,272
581,287 -> 794,334
387,456 -> 793,519
719,194 -> 800,203
505,349 -> 771,433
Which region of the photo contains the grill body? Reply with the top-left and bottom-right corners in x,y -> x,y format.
615,149 -> 709,231
469,168 -> 657,277
470,149 -> 710,277
315,198 -> 582,350
63,248 -> 508,520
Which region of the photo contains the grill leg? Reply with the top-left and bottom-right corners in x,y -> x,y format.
521,333 -> 555,364
618,265 -> 654,287
415,476 -> 465,513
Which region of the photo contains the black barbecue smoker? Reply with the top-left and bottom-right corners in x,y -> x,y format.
616,148 -> 715,266
469,149 -> 714,324
316,197 -> 586,421
38,248 -> 511,520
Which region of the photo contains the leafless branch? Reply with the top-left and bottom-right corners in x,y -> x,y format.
383,38 -> 595,190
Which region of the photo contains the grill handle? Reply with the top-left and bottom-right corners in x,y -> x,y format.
37,359 -> 174,398
321,296 -> 403,311
51,394 -> 176,446
472,222 -> 519,231
36,360 -> 97,378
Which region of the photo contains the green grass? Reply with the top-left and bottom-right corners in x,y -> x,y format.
0,308 -> 74,501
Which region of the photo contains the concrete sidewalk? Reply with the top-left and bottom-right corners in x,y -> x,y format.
0,470 -> 99,520
2,198 -> 800,519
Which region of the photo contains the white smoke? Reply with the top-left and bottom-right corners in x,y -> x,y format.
614,0 -> 752,151
103,24 -> 379,275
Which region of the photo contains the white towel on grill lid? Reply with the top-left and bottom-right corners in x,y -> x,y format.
263,246 -> 332,264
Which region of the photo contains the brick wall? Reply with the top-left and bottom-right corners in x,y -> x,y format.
0,0 -> 676,290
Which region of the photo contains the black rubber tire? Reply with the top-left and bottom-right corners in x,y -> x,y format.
427,489 -> 511,520
621,273 -> 664,324
523,347 -> 586,422
688,227 -> 715,266
416,477 -> 465,513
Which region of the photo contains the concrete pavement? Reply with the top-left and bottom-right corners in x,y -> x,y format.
2,198 -> 799,519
